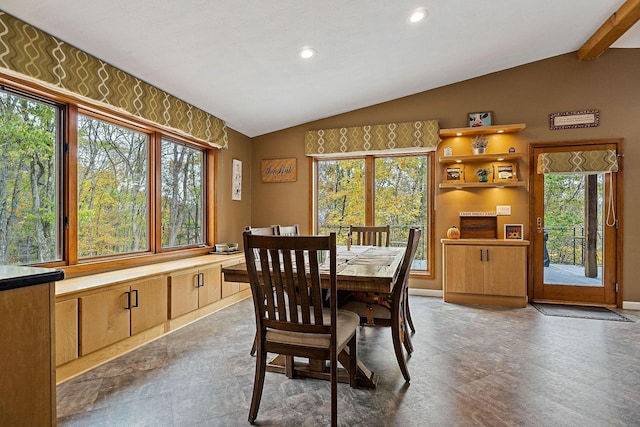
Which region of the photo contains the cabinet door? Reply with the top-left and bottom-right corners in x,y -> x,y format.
80,284 -> 131,355
198,264 -> 222,307
56,298 -> 78,366
169,268 -> 199,319
131,276 -> 168,335
484,246 -> 527,296
445,245 -> 484,294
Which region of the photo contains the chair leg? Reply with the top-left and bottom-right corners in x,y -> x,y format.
249,334 -> 257,356
405,288 -> 415,334
248,348 -> 267,424
392,318 -> 411,383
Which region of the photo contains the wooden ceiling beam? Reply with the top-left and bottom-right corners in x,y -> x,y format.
578,0 -> 640,60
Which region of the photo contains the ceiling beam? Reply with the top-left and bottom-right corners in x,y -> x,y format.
578,0 -> 640,60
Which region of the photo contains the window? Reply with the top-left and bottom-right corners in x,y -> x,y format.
161,138 -> 204,248
77,114 -> 149,258
0,88 -> 62,265
316,154 -> 432,273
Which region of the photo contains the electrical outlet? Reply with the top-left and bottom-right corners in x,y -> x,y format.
496,205 -> 511,215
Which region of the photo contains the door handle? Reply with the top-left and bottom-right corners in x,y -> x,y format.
537,217 -> 543,234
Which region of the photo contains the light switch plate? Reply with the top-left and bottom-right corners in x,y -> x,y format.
496,205 -> 511,215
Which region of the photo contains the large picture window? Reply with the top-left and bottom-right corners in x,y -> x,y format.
77,114 -> 149,258
316,154 -> 432,273
161,138 -> 204,248
0,88 -> 62,265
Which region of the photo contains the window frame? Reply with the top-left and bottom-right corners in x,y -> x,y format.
311,152 -> 435,278
0,73 -> 218,275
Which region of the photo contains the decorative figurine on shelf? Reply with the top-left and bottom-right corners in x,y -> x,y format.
474,167 -> 491,182
471,135 -> 489,154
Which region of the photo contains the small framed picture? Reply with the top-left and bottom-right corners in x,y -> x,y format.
468,111 -> 493,127
232,158 -> 242,201
504,224 -> 523,240
492,162 -> 518,182
444,165 -> 465,183
443,146 -> 453,156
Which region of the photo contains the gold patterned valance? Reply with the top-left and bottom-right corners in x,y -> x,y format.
537,150 -> 619,174
0,11 -> 227,148
305,120 -> 440,157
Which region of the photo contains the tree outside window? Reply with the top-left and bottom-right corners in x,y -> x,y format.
0,89 -> 61,265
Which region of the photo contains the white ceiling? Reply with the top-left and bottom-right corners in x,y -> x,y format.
1,1 -> 639,137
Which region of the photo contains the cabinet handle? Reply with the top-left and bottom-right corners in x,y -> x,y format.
199,272 -> 205,287
124,291 -> 131,309
195,274 -> 201,288
479,249 -> 483,261
132,289 -> 139,307
486,249 -> 490,262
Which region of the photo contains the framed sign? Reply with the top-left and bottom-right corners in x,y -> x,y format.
549,109 -> 599,130
261,158 -> 297,183
504,224 -> 523,240
232,159 -> 242,200
444,165 -> 465,183
492,162 -> 517,182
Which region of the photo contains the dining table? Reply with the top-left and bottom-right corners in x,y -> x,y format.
221,245 -> 405,389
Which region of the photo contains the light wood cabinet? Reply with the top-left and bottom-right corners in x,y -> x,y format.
0,281 -> 57,426
169,264 -> 221,319
442,239 -> 528,307
80,275 -> 167,355
56,298 -> 79,365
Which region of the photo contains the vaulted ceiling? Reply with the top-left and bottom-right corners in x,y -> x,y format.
2,1 -> 639,137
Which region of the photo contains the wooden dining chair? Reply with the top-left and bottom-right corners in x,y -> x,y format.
244,231 -> 359,426
275,224 -> 300,236
244,225 -> 277,235
349,225 -> 390,247
341,227 -> 422,382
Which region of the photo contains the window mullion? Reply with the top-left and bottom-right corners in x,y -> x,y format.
365,156 -> 375,226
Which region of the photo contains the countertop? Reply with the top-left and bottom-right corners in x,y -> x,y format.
0,265 -> 65,292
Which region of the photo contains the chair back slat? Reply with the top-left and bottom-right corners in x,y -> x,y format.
350,225 -> 391,247
275,224 -> 300,236
392,227 -> 422,300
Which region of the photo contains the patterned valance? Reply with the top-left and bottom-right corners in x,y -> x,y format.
537,150 -> 619,174
305,120 -> 440,157
0,11 -> 227,148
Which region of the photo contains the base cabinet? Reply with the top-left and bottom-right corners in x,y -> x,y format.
56,298 -> 79,365
442,239 -> 529,307
80,275 -> 167,355
169,264 -> 222,319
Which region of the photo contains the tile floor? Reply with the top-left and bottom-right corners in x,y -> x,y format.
57,296 -> 640,426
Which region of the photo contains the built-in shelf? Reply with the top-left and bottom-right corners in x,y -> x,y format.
439,152 -> 524,165
439,181 -> 527,189
439,123 -> 526,138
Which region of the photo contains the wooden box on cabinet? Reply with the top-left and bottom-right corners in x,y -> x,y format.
80,275 -> 167,355
169,264 -> 222,319
442,239 -> 528,307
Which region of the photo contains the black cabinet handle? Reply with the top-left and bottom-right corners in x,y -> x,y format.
199,272 -> 205,287
479,249 -> 483,261
124,291 -> 131,309
486,249 -> 490,262
132,289 -> 139,307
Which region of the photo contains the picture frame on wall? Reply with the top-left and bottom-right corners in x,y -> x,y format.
232,158 -> 242,201
504,224 -> 524,240
492,162 -> 518,182
444,165 -> 465,183
468,111 -> 493,127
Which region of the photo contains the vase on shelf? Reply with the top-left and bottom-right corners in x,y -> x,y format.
478,174 -> 489,182
471,135 -> 489,155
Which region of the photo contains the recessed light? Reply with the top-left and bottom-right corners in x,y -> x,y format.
456,132 -> 463,136
497,129 -> 505,133
409,8 -> 428,24
299,47 -> 316,59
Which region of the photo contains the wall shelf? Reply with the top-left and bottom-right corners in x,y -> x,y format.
439,123 -> 526,138
439,181 -> 527,189
439,152 -> 524,165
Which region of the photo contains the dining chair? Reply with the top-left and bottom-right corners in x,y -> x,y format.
349,225 -> 390,247
244,225 -> 277,235
341,227 -> 422,382
348,224 -> 416,334
275,224 -> 300,236
244,231 -> 359,426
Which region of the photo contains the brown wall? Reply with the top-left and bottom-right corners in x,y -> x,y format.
224,49 -> 640,303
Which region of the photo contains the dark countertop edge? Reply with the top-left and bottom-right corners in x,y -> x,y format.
0,266 -> 65,292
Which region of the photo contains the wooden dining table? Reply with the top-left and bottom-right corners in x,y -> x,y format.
221,245 -> 405,389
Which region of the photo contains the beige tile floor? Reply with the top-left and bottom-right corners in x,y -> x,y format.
57,296 -> 640,426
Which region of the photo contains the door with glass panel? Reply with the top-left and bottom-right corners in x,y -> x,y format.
530,140 -> 621,306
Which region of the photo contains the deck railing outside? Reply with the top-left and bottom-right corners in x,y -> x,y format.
544,225 -> 603,267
